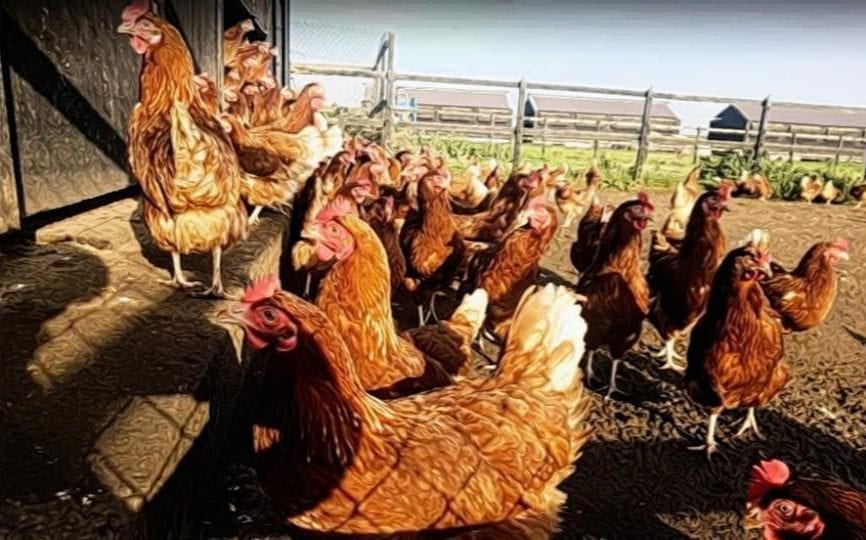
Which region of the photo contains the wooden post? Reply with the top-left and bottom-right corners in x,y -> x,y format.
633,87 -> 654,183
833,135 -> 844,169
789,133 -> 797,163
592,119 -> 600,158
753,96 -> 771,163
512,78 -> 527,171
692,127 -> 702,165
381,32 -> 396,150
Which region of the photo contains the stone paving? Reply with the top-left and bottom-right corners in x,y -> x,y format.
0,198 -> 282,537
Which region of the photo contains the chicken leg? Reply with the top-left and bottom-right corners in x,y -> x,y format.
654,339 -> 685,372
194,247 -> 236,299
161,252 -> 203,290
603,358 -> 625,401
735,408 -> 763,439
688,411 -> 720,459
248,205 -> 264,225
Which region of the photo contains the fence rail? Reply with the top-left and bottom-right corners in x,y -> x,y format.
291,34 -> 866,181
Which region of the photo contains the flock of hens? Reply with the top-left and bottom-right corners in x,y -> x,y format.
116,1 -> 864,537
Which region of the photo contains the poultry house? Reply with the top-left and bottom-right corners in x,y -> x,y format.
576,193 -> 654,399
295,195 -> 489,397
745,459 -> 866,538
684,231 -> 788,458
118,0 -> 247,297
569,196 -> 614,275
762,237 -> 849,332
799,174 -> 824,204
218,278 -> 591,537
648,184 -> 731,371
460,195 -> 560,341
850,183 -> 866,208
660,166 -> 701,239
818,179 -> 841,204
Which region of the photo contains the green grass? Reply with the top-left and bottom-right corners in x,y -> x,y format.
340,119 -> 865,196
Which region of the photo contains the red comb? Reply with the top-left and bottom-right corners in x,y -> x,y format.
637,191 -> 654,210
833,237 -> 849,252
717,182 -> 732,199
316,196 -> 353,223
243,275 -> 281,304
122,0 -> 150,22
747,459 -> 790,503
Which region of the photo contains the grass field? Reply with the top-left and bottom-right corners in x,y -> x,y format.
388,130 -> 865,199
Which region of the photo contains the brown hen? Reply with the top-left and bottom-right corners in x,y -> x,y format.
685,234 -> 788,458
219,278 -> 591,537
119,0 -> 247,297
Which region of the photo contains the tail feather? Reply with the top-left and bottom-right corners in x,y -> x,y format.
445,288 -> 489,345
497,284 -> 587,391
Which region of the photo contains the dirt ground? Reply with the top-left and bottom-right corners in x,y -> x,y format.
203,190 -> 866,539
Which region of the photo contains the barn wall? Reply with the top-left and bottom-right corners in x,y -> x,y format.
2,0 -> 137,217
0,50 -> 21,233
243,0 -> 273,37
158,0 -> 223,81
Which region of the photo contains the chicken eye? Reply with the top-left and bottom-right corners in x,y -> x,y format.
261,308 -> 278,324
776,501 -> 794,516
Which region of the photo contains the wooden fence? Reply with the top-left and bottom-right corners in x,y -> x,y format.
291,33 -> 866,181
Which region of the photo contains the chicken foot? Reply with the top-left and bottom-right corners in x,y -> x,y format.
735,408 -> 763,439
654,339 -> 685,372
160,252 -> 203,290
688,411 -> 720,460
602,358 -> 627,401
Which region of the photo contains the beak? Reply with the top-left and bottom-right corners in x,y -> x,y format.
742,505 -> 764,531
116,21 -> 136,35
756,260 -> 773,278
215,302 -> 246,326
838,251 -> 850,261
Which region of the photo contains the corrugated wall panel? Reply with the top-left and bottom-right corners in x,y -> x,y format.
2,0 -> 137,216
0,50 -> 21,233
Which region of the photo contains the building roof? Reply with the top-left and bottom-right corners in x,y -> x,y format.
528,94 -> 679,121
722,101 -> 866,129
395,87 -> 511,110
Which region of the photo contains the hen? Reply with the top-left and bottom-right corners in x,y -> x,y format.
733,172 -> 773,201
218,279 -> 591,537
799,174 -> 823,204
367,188 -> 408,295
460,195 -> 560,340
745,459 -> 866,539
648,185 -> 731,371
299,197 -> 488,396
453,170 -> 543,242
850,184 -> 866,208
761,238 -> 849,332
576,193 -> 654,399
818,179 -> 840,204
660,166 -> 701,239
684,233 -> 787,458
401,171 -> 467,324
223,19 -> 254,66
119,0 -> 247,297
569,196 -> 614,275
554,163 -> 602,228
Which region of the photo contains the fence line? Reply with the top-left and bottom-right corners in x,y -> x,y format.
291,33 -> 866,181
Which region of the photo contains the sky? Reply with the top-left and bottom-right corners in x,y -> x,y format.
288,0 -> 866,129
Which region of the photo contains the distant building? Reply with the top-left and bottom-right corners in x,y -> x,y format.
524,95 -> 681,136
363,85 -> 512,127
708,102 -> 866,151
